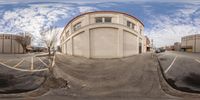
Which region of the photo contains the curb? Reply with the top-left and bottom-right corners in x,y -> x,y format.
155,54 -> 200,98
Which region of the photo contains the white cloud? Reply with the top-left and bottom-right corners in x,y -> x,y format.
0,3 -> 97,46
78,6 -> 98,13
145,4 -> 200,47
0,0 -> 200,5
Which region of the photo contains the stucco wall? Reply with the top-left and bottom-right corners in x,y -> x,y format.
196,39 -> 200,52
0,39 -> 2,53
66,40 -> 72,55
60,11 -> 145,58
4,39 -> 11,53
181,35 -> 200,52
0,35 -> 24,54
73,32 -> 86,56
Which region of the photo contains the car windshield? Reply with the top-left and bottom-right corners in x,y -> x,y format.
0,0 -> 200,99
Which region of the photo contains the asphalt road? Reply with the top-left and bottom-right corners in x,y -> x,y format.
0,54 -> 49,70
0,53 -> 49,94
0,64 -> 47,94
37,53 -> 176,100
157,51 -> 200,93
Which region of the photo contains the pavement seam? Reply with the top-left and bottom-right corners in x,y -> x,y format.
164,56 -> 177,73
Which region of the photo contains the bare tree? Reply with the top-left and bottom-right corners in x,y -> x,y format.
40,26 -> 58,56
38,26 -> 70,89
16,32 -> 32,53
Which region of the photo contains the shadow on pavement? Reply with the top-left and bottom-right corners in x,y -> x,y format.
0,64 -> 47,94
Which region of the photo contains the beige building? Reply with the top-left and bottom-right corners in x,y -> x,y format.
174,42 -> 181,51
181,34 -> 200,52
60,11 -> 146,58
0,34 -> 24,54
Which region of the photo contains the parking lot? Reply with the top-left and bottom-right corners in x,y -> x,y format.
157,51 -> 200,93
0,53 -> 49,94
0,53 -> 49,71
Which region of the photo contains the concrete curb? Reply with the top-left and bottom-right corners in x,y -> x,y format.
155,54 -> 200,98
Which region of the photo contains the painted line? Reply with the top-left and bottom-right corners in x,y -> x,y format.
31,57 -> 34,70
0,61 -> 48,72
164,56 -> 177,73
195,59 -> 200,63
38,57 -> 49,68
14,59 -> 24,68
52,55 -> 56,67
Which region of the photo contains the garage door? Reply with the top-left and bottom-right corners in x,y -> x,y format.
90,28 -> 118,58
123,31 -> 137,56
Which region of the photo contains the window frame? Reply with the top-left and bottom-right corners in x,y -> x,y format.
73,22 -> 81,31
104,17 -> 112,23
95,17 -> 103,23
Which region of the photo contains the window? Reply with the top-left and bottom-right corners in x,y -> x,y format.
140,28 -> 142,34
127,21 -> 136,30
132,23 -> 135,29
95,17 -> 103,23
73,22 -> 81,31
104,17 -> 112,23
127,21 -> 131,27
65,30 -> 69,37
95,17 -> 112,23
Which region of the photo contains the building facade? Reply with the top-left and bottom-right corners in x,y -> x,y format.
145,36 -> 151,52
174,42 -> 181,51
181,34 -> 200,52
60,11 -> 146,58
0,34 -> 25,54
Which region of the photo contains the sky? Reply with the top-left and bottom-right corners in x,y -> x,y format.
0,0 -> 200,47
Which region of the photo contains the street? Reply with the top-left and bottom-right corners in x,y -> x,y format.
36,53 -> 176,100
157,51 -> 200,93
1,52 -> 200,99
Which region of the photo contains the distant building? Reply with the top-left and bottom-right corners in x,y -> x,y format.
145,36 -> 151,52
0,34 -> 30,54
60,11 -> 146,58
165,45 -> 174,51
31,46 -> 47,52
181,34 -> 200,52
174,42 -> 181,51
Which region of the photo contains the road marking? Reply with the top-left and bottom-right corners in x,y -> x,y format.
164,56 -> 177,73
195,59 -> 200,63
38,57 -> 49,68
14,59 -> 24,68
31,57 -> 34,70
0,61 -> 48,72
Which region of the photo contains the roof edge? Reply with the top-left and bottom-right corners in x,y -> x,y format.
60,11 -> 144,38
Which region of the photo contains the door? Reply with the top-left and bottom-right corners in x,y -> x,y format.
139,42 -> 142,54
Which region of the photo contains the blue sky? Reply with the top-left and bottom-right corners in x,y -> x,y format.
0,0 -> 200,47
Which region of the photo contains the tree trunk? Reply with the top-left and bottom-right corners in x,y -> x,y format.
48,47 -> 51,56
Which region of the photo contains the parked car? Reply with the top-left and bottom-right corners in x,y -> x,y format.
155,49 -> 161,53
160,48 -> 166,52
